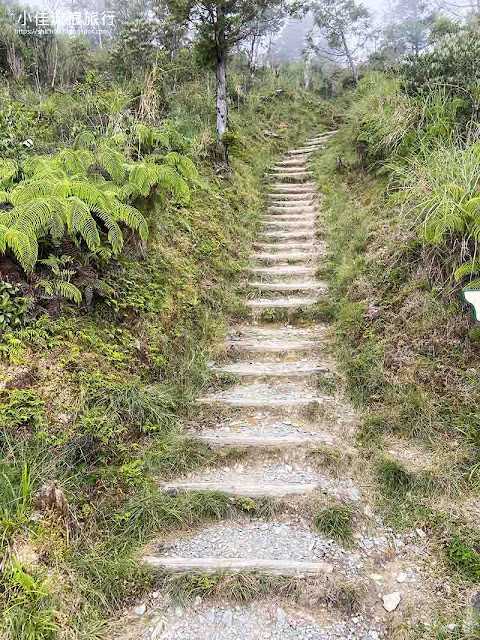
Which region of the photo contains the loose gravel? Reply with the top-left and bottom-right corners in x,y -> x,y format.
160,520 -> 365,576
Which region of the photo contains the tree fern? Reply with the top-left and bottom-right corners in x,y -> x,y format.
128,163 -> 190,201
163,152 -> 199,181
73,131 -> 96,150
97,144 -> 127,183
0,159 -> 18,188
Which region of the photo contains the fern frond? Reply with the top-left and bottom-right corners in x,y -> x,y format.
0,159 -> 18,187
97,144 -> 127,183
91,205 -> 123,254
163,152 -> 199,181
114,203 -> 148,240
454,260 -> 480,281
73,131 -> 96,150
463,278 -> 480,289
57,148 -> 94,175
128,163 -> 190,201
2,227 -> 36,272
66,197 -> 101,251
54,280 -> 82,304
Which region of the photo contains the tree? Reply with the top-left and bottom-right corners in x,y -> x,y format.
307,0 -> 370,84
165,0 -> 286,161
393,0 -> 436,55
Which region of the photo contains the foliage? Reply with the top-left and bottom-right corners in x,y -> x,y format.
308,0 -> 370,83
0,283 -> 30,330
445,534 -> 480,582
402,24 -> 480,107
314,505 -> 353,542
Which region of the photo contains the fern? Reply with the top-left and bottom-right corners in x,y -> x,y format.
97,144 -> 127,183
128,163 -> 190,201
0,159 -> 18,188
163,152 -> 199,181
73,131 -> 96,150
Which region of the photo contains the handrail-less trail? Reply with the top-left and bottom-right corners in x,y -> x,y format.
117,133 -> 448,640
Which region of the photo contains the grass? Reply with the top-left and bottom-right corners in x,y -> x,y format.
153,570 -> 362,614
314,505 -> 353,543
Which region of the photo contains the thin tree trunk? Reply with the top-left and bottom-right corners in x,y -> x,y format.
341,33 -> 358,84
216,52 -> 228,162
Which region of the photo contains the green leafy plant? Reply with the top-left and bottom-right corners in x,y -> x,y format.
314,505 -> 353,542
0,282 -> 30,329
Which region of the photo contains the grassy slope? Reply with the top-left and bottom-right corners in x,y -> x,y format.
0,89 -> 335,639
313,126 -> 480,634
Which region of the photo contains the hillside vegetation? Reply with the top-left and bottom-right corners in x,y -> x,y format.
0,63 -> 338,638
314,24 -> 480,611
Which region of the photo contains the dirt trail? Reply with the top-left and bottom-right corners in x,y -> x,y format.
114,133 -> 456,640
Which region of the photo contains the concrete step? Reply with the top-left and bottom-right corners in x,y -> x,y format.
254,241 -> 320,250
248,265 -> 316,277
211,360 -> 328,379
267,194 -> 317,202
246,297 -> 318,309
268,182 -> 317,193
286,147 -> 321,155
262,219 -> 315,228
251,251 -> 319,262
271,166 -> 308,173
248,281 -> 326,292
265,172 -> 314,182
275,159 -> 309,168
197,383 -> 326,409
267,206 -> 318,215
162,481 -> 320,497
258,230 -> 317,241
144,556 -> 333,576
194,432 -> 334,447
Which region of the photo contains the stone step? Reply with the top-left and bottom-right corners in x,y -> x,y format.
271,166 -> 308,173
265,172 -> 314,182
197,383 -> 326,409
254,241 -> 321,250
144,556 -> 333,576
267,194 -> 316,202
211,360 -> 328,378
162,481 -> 320,497
262,219 -> 315,229
246,297 -> 318,309
248,281 -> 326,292
251,251 -> 319,262
286,147 -> 321,155
248,265 -> 316,276
267,206 -> 318,215
268,183 -> 317,193
195,432 -> 333,447
258,230 -> 317,242
275,159 -> 309,168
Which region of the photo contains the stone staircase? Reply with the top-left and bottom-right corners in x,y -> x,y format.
121,131 -> 440,639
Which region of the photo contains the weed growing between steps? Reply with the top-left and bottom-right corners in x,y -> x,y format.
151,571 -> 362,614
313,126 -> 480,623
0,91 -> 334,638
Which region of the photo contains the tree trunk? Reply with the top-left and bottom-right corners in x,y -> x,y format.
341,33 -> 358,84
216,52 -> 228,162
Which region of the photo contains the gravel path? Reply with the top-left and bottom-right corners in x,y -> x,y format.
161,520 -> 365,575
143,602 -> 385,640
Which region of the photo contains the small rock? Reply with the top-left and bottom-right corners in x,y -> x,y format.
277,608 -> 286,625
151,592 -> 159,599
134,604 -> 146,615
395,571 -> 407,583
370,574 -> 383,582
447,623 -> 457,631
382,592 -> 401,612
349,488 -> 361,501
416,528 -> 426,538
174,606 -> 183,617
194,596 -> 202,606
